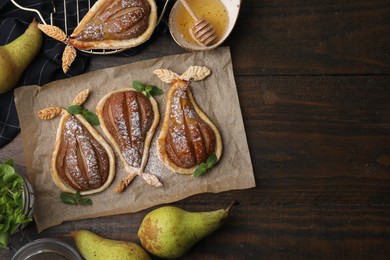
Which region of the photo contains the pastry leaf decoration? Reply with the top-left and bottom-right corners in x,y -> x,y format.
132,80 -> 164,98
37,106 -> 63,120
37,23 -> 77,74
193,154 -> 218,177
37,24 -> 67,43
67,105 -> 100,125
154,66 -> 211,83
62,45 -> 77,73
60,191 -> 93,206
153,69 -> 180,83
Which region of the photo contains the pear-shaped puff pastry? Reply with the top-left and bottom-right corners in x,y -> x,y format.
96,88 -> 162,191
157,79 -> 223,174
38,90 -> 116,195
69,0 -> 157,50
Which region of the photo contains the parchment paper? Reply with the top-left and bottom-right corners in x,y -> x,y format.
14,47 -> 255,232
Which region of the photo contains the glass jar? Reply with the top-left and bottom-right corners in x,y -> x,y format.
11,238 -> 82,260
12,174 -> 35,235
9,176 -> 82,260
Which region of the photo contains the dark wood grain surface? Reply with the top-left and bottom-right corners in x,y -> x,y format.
1,0 -> 390,259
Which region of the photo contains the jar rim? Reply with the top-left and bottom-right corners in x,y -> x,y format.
11,238 -> 82,260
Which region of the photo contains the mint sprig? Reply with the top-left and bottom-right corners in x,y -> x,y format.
193,154 -> 218,177
60,191 -> 92,206
67,105 -> 99,125
132,80 -> 164,98
0,159 -> 33,248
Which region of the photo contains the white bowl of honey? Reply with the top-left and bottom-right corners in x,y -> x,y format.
168,0 -> 241,51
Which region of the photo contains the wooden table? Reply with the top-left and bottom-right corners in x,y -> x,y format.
1,0 -> 390,259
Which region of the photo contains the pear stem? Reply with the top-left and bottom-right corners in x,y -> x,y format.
225,200 -> 237,213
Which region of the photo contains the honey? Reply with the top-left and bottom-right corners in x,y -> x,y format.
176,0 -> 229,46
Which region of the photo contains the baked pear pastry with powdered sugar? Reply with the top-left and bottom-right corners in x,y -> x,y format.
37,90 -> 115,195
68,0 -> 157,50
96,88 -> 162,191
154,66 -> 223,175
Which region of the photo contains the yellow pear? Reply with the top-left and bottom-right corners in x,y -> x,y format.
71,229 -> 150,260
138,202 -> 235,258
0,19 -> 42,94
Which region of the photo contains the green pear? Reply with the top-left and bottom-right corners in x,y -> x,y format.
0,19 -> 42,94
71,229 -> 151,260
138,202 -> 235,258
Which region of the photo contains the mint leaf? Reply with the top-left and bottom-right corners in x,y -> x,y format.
2,159 -> 14,167
60,192 -> 93,206
193,163 -> 207,177
206,154 -> 218,168
0,160 -> 32,248
133,81 -> 164,98
67,105 -> 83,114
60,192 -> 76,205
149,85 -> 164,96
82,110 -> 100,125
78,198 -> 93,206
1,163 -> 15,176
145,85 -> 152,93
132,81 -> 145,92
74,191 -> 81,201
194,154 -> 218,177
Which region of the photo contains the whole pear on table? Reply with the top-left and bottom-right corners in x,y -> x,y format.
71,230 -> 150,260
138,202 -> 235,259
0,19 -> 42,94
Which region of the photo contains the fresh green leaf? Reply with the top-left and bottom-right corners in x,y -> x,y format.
132,81 -> 145,92
1,163 -> 15,176
75,191 -> 81,201
206,154 -> 218,168
0,232 -> 9,248
67,105 -> 83,114
193,154 -> 218,177
2,159 -> 14,167
193,163 -> 207,177
1,218 -> 11,233
133,81 -> 164,98
148,85 -> 164,96
82,110 -> 100,125
60,192 -> 76,205
60,192 -> 92,206
78,197 -> 93,206
0,160 -> 31,248
3,173 -> 17,186
145,85 -> 153,93
68,104 -> 100,126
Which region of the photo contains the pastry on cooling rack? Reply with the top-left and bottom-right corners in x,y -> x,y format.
68,0 -> 157,50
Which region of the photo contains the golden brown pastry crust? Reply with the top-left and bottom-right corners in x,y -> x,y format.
157,79 -> 223,174
69,0 -> 157,50
96,88 -> 160,186
50,113 -> 116,195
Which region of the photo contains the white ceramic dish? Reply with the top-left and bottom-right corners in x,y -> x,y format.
168,0 -> 241,51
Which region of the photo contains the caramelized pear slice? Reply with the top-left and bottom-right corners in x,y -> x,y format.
68,0 -> 157,50
157,79 -> 222,174
96,88 -> 161,191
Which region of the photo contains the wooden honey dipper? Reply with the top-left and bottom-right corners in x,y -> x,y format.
179,0 -> 218,46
